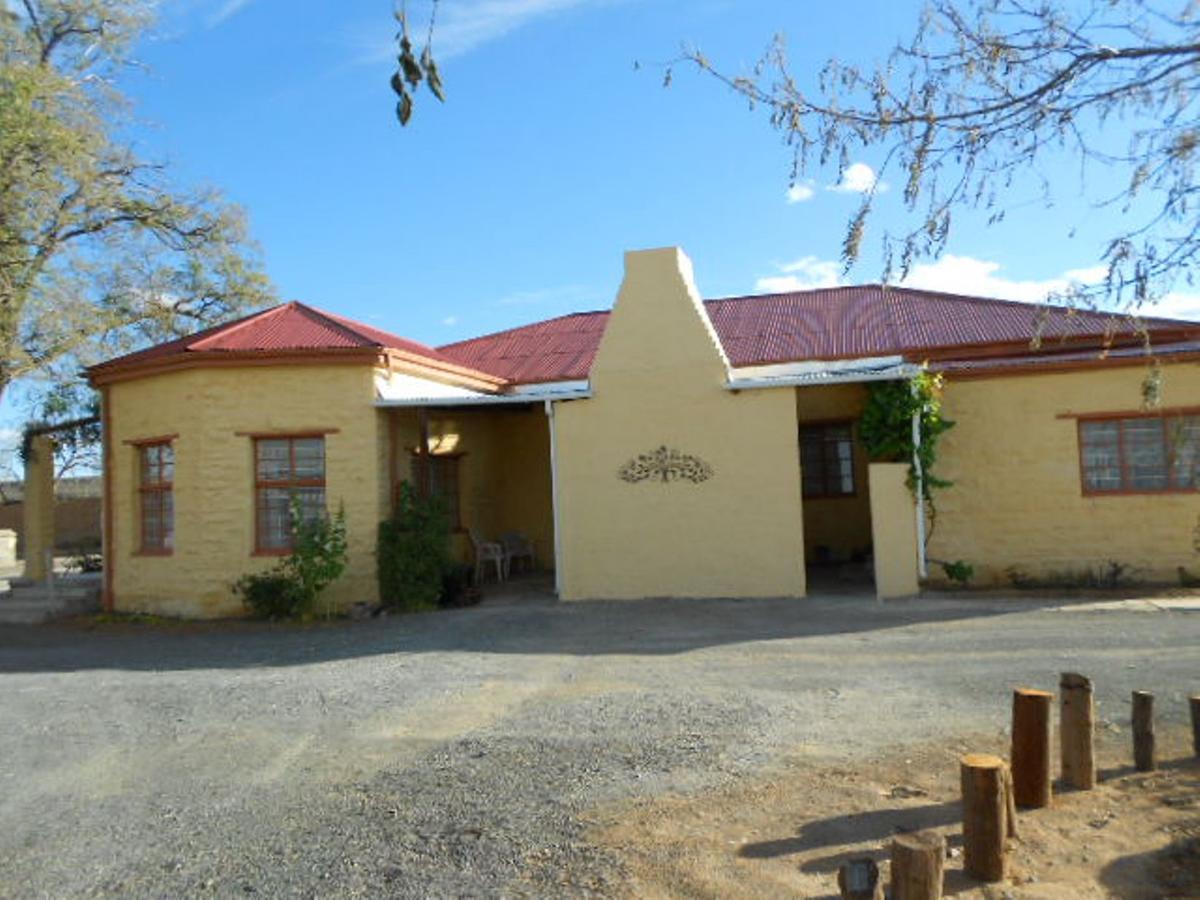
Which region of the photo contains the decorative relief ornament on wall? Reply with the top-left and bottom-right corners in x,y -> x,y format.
617,446 -> 714,484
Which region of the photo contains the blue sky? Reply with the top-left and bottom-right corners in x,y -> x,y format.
124,0 -> 1200,337
3,0 -> 1199,467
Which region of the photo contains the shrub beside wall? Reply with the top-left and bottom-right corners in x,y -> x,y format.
377,483 -> 452,612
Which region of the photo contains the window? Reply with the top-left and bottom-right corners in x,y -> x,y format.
1079,415 -> 1200,495
800,422 -> 856,498
254,437 -> 326,552
411,452 -> 461,527
138,442 -> 174,553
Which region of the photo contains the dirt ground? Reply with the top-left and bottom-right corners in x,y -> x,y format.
2,592 -> 1198,897
593,730 -> 1200,898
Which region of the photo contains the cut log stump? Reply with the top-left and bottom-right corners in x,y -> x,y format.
837,857 -> 883,899
1011,687 -> 1053,809
1060,672 -> 1096,790
960,753 -> 1008,883
1132,690 -> 1156,772
890,830 -> 945,900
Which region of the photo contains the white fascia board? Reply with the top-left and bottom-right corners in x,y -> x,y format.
509,379 -> 590,396
374,387 -> 591,408
375,370 -> 494,402
726,357 -> 920,391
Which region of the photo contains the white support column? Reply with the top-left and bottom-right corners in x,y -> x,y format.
544,400 -> 564,597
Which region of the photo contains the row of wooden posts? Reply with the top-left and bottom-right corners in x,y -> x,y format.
837,679 -> 1200,899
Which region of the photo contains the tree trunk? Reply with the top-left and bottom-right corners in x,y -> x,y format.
1132,691 -> 1155,772
1011,687 -> 1053,808
890,830 -> 945,900
960,753 -> 1007,883
1060,672 -> 1096,790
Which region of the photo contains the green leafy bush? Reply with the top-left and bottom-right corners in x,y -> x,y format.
234,500 -> 348,620
859,369 -> 955,502
942,560 -> 974,586
377,482 -> 451,612
234,571 -> 309,619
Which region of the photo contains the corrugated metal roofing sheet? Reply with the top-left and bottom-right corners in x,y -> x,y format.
92,287 -> 1200,387
91,302 -> 459,373
437,285 -> 1199,383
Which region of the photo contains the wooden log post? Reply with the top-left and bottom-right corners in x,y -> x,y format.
960,753 -> 1008,883
1060,672 -> 1096,790
890,830 -> 945,900
1001,763 -> 1019,839
1132,691 -> 1156,772
1011,688 -> 1053,808
837,858 -> 883,900
1191,695 -> 1200,758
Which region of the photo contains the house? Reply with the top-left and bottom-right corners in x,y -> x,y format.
80,247 -> 1200,617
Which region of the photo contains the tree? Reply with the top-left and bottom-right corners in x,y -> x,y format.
390,0 -> 445,126
0,0 -> 273,410
677,0 -> 1200,311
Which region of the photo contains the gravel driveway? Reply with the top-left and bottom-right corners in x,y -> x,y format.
1,592 -> 1196,897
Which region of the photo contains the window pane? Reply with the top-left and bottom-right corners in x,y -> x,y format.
1123,419 -> 1168,490
799,424 -> 854,497
159,445 -> 174,483
143,498 -> 162,548
257,487 -> 292,549
292,438 -> 325,480
162,491 -> 174,549
256,440 -> 291,481
1170,416 -> 1200,488
1080,421 -> 1121,491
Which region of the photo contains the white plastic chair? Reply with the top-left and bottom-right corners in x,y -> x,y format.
469,530 -> 506,584
501,532 -> 535,576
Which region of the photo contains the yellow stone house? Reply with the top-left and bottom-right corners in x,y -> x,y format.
81,247 -> 1200,617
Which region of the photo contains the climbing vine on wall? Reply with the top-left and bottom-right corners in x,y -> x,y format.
858,369 -> 954,505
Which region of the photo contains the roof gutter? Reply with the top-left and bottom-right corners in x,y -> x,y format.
725,361 -> 921,392
374,388 -> 592,408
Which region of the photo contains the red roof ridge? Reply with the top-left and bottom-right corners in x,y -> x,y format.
189,302 -> 297,351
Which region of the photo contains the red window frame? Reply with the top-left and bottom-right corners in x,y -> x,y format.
253,436 -> 326,554
138,441 -> 174,554
1077,413 -> 1200,496
800,421 -> 857,499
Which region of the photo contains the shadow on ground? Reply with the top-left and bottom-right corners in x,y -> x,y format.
0,585 -> 1096,674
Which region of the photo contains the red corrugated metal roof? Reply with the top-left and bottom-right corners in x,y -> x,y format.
438,285 -> 1200,383
91,287 -> 1200,387
90,301 -> 462,373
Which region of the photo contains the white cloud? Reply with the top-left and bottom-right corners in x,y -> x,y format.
828,162 -> 887,195
352,0 -> 617,65
205,0 -> 253,28
755,256 -> 843,293
785,181 -> 815,204
900,257 -> 1200,319
1148,292 -> 1200,322
441,315 -> 459,326
899,255 -> 1104,303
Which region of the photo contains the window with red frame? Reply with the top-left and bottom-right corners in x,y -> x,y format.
254,437 -> 326,552
800,422 -> 856,498
139,442 -> 174,552
1079,415 -> 1199,494
410,452 -> 461,528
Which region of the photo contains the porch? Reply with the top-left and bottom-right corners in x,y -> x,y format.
383,399 -> 560,582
